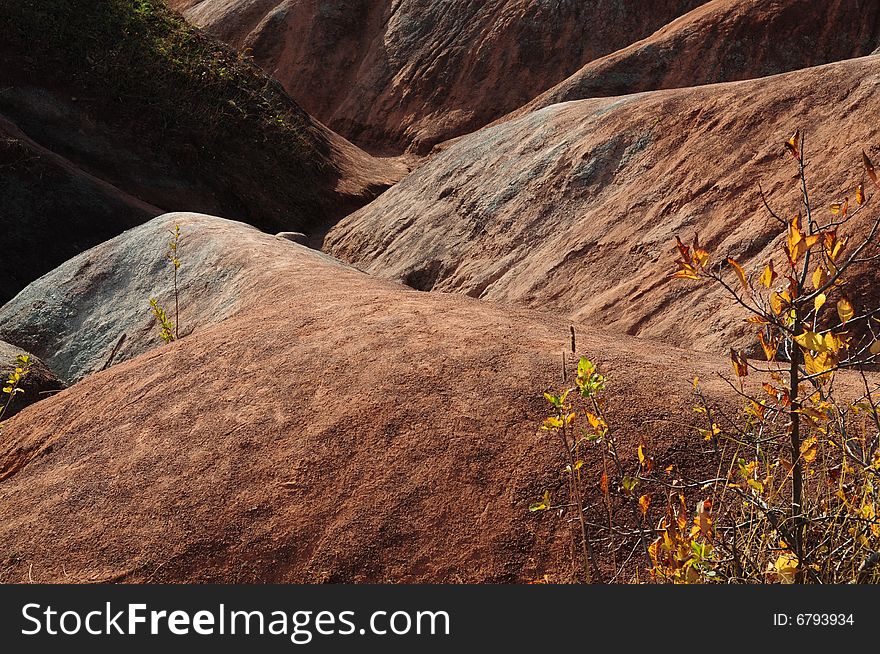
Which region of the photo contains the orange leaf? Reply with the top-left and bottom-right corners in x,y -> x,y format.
639,494 -> 651,517
671,266 -> 699,280
677,494 -> 688,531
759,331 -> 778,361
763,382 -> 780,400
696,499 -> 713,539
864,150 -> 878,188
671,236 -> 708,280
787,214 -> 806,264
600,471 -> 609,496
675,236 -> 690,260
785,129 -> 801,160
692,247 -> 710,269
856,183 -> 865,205
637,441 -> 653,473
727,257 -> 749,290
730,349 -> 749,377
770,290 -> 790,316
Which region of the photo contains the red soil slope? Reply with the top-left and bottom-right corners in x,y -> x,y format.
168,0 -> 707,154
325,55 -> 880,353
505,0 -> 880,122
0,214 -> 740,583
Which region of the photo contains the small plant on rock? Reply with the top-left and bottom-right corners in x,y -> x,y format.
0,354 -> 32,425
148,298 -> 176,344
148,224 -> 182,344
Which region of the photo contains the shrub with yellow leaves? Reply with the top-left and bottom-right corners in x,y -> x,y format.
669,131 -> 880,583
531,131 -> 880,584
0,353 -> 32,430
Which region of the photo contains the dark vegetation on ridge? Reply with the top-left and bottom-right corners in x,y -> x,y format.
0,0 -> 385,303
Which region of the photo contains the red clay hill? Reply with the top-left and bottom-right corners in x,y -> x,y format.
506,0 -> 880,121
168,0 -> 708,154
0,213 -> 751,583
325,54 -> 880,354
1,0 -> 880,584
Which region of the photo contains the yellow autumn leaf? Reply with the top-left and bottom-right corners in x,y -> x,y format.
586,412 -> 608,437
770,290 -> 790,316
529,490 -> 552,512
800,436 -> 819,464
870,340 -> 880,356
804,351 -> 835,377
648,538 -> 661,566
814,293 -> 827,312
671,266 -> 699,281
759,261 -> 777,288
812,265 -> 826,290
856,183 -> 865,205
837,297 -> 855,325
772,553 -> 799,584
697,424 -> 718,441
799,406 -> 827,422
787,214 -> 805,263
639,494 -> 651,517
829,199 -> 848,216
677,494 -> 688,531
823,332 -> 841,354
692,248 -> 710,269
825,232 -> 847,262
542,416 -> 563,430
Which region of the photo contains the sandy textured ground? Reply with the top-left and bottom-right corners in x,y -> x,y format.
325,55 -> 880,353
0,214 -> 746,583
2,1 -> 880,584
